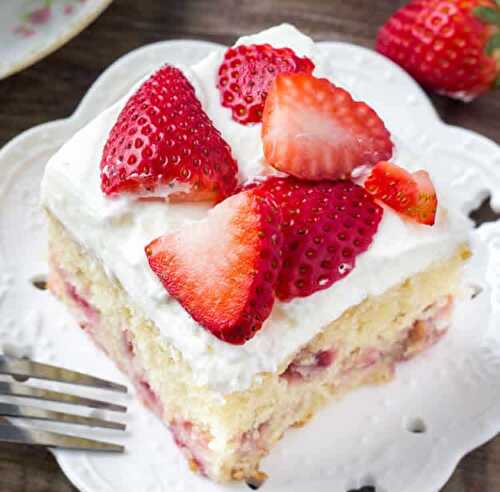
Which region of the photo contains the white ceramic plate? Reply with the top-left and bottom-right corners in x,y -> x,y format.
1,40 -> 500,492
0,0 -> 112,80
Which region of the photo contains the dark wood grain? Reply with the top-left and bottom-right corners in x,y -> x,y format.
0,1 -> 498,491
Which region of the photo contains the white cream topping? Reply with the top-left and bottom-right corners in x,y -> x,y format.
41,24 -> 469,395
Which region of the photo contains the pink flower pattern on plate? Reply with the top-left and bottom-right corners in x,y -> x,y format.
13,25 -> 36,38
27,6 -> 52,25
13,0 -> 87,38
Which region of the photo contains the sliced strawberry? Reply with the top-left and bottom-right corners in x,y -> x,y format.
261,73 -> 393,181
101,65 -> 238,202
145,189 -> 283,344
217,44 -> 315,125
364,161 -> 437,226
254,177 -> 383,301
412,170 -> 439,225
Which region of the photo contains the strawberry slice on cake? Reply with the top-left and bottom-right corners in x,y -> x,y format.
100,65 -> 238,202
146,188 -> 283,344
364,161 -> 438,226
253,177 -> 383,301
217,44 -> 315,124
261,73 -> 394,180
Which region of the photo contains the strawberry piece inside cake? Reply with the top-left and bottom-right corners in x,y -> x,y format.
41,24 -> 471,485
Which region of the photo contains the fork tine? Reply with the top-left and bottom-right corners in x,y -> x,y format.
0,382 -> 127,413
0,355 -> 127,393
0,422 -> 124,452
0,402 -> 126,430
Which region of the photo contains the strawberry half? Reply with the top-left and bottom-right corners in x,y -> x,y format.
101,65 -> 238,202
145,189 -> 283,344
364,161 -> 438,226
261,73 -> 394,181
254,177 -> 383,301
376,0 -> 500,101
217,44 -> 315,125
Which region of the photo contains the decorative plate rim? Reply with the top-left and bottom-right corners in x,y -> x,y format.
0,0 -> 114,80
1,38 -> 500,492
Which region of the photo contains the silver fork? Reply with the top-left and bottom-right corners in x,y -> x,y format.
0,354 -> 127,452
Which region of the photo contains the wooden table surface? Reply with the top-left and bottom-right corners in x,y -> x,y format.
0,1 -> 498,491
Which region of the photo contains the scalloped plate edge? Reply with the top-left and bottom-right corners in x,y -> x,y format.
1,39 -> 500,492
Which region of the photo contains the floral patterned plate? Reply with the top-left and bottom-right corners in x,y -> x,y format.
0,0 -> 113,80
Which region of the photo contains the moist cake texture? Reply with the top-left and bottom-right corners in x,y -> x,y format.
41,24 -> 471,483
47,212 -> 469,481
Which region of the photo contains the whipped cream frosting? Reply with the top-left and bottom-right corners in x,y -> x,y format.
41,24 -> 469,395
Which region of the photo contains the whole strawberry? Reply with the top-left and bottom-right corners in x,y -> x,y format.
376,0 -> 500,101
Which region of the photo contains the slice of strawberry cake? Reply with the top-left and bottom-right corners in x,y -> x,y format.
41,24 -> 470,485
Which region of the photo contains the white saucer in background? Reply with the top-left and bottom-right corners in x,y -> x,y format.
0,0 -> 113,80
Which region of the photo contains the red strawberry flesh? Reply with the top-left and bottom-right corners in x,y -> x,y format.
262,73 -> 394,181
101,65 -> 238,202
376,0 -> 500,101
217,43 -> 315,125
145,189 -> 283,344
254,177 -> 384,301
364,161 -> 437,226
